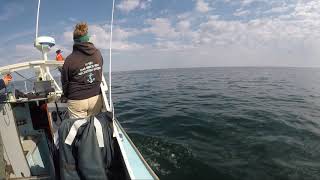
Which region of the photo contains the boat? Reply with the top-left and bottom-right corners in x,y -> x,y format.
0,0 -> 159,179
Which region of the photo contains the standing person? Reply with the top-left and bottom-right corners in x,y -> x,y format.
56,49 -> 64,61
56,49 -> 64,72
61,22 -> 103,119
0,74 -> 12,90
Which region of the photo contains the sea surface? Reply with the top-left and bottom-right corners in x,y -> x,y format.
110,67 -> 320,180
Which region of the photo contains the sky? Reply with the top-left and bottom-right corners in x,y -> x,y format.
0,0 -> 319,71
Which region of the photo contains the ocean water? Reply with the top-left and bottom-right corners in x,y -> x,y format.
111,67 -> 320,180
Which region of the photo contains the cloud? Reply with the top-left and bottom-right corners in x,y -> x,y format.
3,23 -> 143,65
233,9 -> 250,16
118,0 -> 320,69
140,0 -> 152,10
177,20 -> 191,32
88,25 -> 142,50
144,18 -> 178,39
195,0 -> 210,13
241,0 -> 256,6
154,1 -> 320,49
0,3 -> 24,21
292,0 -> 320,20
63,31 -> 73,44
238,0 -> 273,7
265,6 -> 290,14
117,0 -> 152,12
14,44 -> 68,62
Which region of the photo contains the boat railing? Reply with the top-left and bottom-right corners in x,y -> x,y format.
0,60 -> 63,74
0,60 -> 64,94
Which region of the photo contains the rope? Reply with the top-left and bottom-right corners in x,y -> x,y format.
14,71 -> 35,83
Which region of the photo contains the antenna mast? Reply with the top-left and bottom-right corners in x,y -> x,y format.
109,0 -> 116,112
35,0 -> 41,39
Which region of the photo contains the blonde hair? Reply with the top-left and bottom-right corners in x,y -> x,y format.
73,22 -> 88,39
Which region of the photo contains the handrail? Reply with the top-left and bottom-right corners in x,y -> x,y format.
0,60 -> 64,93
0,60 -> 63,74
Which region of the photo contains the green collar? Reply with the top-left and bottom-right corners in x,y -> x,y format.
74,34 -> 90,43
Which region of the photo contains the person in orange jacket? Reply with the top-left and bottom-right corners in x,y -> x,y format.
56,49 -> 64,61
0,74 -> 12,90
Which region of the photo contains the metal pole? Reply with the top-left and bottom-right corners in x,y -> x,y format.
109,0 -> 116,112
35,0 -> 41,39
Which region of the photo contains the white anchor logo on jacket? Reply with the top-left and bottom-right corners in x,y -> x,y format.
87,72 -> 95,83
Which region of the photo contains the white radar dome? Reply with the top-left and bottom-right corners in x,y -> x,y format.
34,36 -> 55,53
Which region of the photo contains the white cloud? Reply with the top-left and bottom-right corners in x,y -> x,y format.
63,31 -> 73,44
144,18 -> 178,39
59,24 -> 142,51
241,0 -> 256,6
13,44 -> 71,62
292,0 -> 320,20
177,20 -> 191,32
154,0 -> 320,50
265,6 -> 290,14
140,0 -> 152,9
88,25 -> 142,50
117,0 -> 139,12
117,0 -> 320,68
117,0 -> 152,12
239,0 -> 273,7
195,0 -> 210,13
4,24 -> 144,66
233,9 -> 250,16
